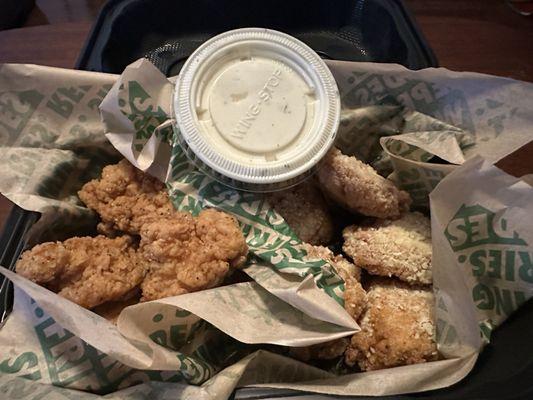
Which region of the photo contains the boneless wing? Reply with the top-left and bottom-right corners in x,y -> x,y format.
291,244 -> 367,362
302,243 -> 366,321
139,208 -> 248,301
78,160 -> 175,235
345,278 -> 438,371
16,235 -> 145,309
316,147 -> 411,219
343,212 -> 432,285
266,181 -> 334,245
78,160 -> 248,301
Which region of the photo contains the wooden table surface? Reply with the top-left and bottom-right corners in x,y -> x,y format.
0,0 -> 532,232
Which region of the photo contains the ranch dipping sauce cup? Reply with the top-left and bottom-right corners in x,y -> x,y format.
173,28 -> 340,192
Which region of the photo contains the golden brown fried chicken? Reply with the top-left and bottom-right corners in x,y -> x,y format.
302,243 -> 361,282
316,147 -> 411,219
343,212 -> 432,285
78,160 -> 175,235
345,278 -> 438,371
93,289 -> 141,324
266,181 -> 334,245
78,160 -> 248,301
16,235 -> 145,309
302,243 -> 366,321
139,208 -> 248,301
292,244 -> 367,362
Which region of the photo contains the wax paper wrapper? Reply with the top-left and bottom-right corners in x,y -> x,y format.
327,60 -> 533,207
0,59 -> 532,399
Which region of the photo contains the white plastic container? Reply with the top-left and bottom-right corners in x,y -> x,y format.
173,28 -> 340,192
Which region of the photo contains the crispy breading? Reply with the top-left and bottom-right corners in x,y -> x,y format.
292,244 -> 368,361
78,160 -> 175,235
78,160 -> 248,301
316,147 -> 411,219
266,181 -> 334,245
139,208 -> 248,301
93,289 -> 141,324
343,277 -> 368,324
302,243 -> 361,282
345,278 -> 438,371
302,243 -> 366,320
16,235 -> 145,309
343,212 -> 432,285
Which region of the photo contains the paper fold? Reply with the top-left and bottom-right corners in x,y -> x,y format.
1,59 -> 532,399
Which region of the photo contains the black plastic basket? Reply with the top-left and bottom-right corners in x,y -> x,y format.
1,0 -> 532,399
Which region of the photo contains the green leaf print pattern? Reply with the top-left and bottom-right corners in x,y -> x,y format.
165,141 -> 345,305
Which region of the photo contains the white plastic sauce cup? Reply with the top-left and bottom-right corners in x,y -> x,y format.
173,28 -> 340,192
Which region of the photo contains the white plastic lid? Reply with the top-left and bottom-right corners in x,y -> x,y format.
173,28 -> 340,191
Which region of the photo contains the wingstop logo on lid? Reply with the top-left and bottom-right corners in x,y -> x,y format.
444,204 -> 532,319
231,68 -> 283,140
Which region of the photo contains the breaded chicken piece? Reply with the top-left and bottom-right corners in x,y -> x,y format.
16,236 -> 145,309
78,160 -> 175,235
302,243 -> 361,282
302,243 -> 366,320
343,212 -> 432,285
345,279 -> 438,371
78,160 -> 248,301
293,244 -> 367,362
93,290 -> 141,324
266,181 -> 334,245
316,147 -> 411,219
140,208 -> 248,301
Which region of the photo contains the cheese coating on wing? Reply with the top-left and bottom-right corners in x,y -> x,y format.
316,147 -> 411,219
266,180 -> 334,245
343,212 -> 432,285
345,279 -> 438,371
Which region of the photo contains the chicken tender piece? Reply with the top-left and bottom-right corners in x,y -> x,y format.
266,181 -> 334,245
93,290 -> 141,324
345,279 -> 438,371
293,244 -> 367,361
302,243 -> 361,282
316,147 -> 411,219
343,212 -> 432,285
16,236 -> 145,309
78,160 -> 175,235
302,243 -> 367,320
140,208 -> 248,301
